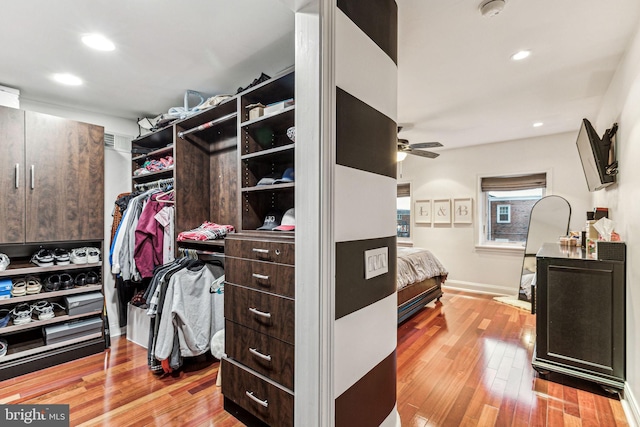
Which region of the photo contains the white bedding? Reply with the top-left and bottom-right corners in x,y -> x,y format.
397,247 -> 448,290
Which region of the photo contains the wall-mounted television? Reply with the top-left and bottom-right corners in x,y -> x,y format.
576,118 -> 618,192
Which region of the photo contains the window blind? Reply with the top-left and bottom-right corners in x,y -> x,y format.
481,173 -> 546,192
397,183 -> 411,197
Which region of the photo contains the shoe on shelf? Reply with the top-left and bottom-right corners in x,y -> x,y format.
25,276 -> 42,295
0,338 -> 7,357
53,248 -> 70,265
10,279 -> 27,297
74,273 -> 87,287
59,273 -> 74,290
86,247 -> 101,264
86,271 -> 99,285
32,301 -> 64,321
44,274 -> 61,292
0,309 -> 11,328
69,248 -> 88,265
31,248 -> 54,267
0,253 -> 10,271
11,303 -> 33,325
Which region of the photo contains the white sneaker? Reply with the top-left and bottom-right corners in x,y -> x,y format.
70,248 -> 88,264
0,253 -> 9,271
86,247 -> 101,264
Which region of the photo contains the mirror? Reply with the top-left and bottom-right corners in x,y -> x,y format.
519,195 -> 571,302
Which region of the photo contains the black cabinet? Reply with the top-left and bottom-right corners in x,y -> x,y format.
532,242 -> 625,390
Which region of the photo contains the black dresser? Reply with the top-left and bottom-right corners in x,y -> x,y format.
532,242 -> 625,391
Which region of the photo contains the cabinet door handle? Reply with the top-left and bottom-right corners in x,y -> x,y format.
248,307 -> 271,319
15,164 -> 19,188
252,273 -> 270,281
30,165 -> 35,189
245,391 -> 269,408
252,248 -> 269,254
249,347 -> 272,362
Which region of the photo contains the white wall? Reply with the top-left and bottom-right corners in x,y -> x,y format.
20,100 -> 136,337
592,23 -> 640,424
398,131 -> 592,295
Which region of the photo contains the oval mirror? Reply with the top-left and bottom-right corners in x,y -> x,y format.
519,195 -> 571,302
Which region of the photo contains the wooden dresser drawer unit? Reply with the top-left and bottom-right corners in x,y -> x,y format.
222,358 -> 294,427
225,320 -> 294,390
224,232 -> 295,425
225,283 -> 295,345
225,256 -> 295,298
225,237 -> 294,265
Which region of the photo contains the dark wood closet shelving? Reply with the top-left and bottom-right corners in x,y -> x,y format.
239,105 -> 294,128
0,284 -> 102,306
240,143 -> 294,161
131,145 -> 174,162
131,167 -> 174,182
241,182 -> 295,193
0,310 -> 102,334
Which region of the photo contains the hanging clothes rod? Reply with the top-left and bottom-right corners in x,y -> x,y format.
178,112 -> 237,139
134,177 -> 174,191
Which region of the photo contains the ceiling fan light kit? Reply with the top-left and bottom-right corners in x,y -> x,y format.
479,0 -> 506,17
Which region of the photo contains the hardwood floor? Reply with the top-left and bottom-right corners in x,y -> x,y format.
398,291 -> 628,427
0,290 -> 628,426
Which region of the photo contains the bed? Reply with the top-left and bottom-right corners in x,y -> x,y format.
397,247 -> 448,324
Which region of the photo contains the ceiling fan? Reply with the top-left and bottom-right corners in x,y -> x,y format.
397,126 -> 443,160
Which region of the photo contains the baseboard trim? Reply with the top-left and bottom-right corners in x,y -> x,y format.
623,382 -> 640,427
443,280 -> 513,297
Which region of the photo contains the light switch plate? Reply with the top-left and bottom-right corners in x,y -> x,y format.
364,247 -> 389,280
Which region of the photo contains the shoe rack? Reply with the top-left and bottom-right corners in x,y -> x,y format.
0,241 -> 105,381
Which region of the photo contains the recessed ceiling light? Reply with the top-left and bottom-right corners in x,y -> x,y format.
81,34 -> 115,51
511,50 -> 531,61
533,122 -> 544,127
53,73 -> 83,86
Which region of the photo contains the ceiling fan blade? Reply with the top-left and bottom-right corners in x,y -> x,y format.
408,149 -> 440,159
409,142 -> 443,149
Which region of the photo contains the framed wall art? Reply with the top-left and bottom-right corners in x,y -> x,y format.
433,199 -> 451,224
453,198 -> 473,224
414,200 -> 432,224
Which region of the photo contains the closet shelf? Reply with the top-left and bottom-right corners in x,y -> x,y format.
0,285 -> 102,307
0,310 -> 102,334
131,168 -> 174,181
241,144 -> 294,161
0,262 -> 102,278
0,332 -> 103,363
178,112 -> 238,139
240,105 -> 295,128
132,126 -> 174,149
132,145 -> 174,162
177,239 -> 225,247
241,182 -> 294,193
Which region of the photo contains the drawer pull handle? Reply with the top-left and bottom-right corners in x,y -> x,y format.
252,248 -> 270,254
245,391 -> 269,408
252,273 -> 270,280
15,164 -> 19,188
249,307 -> 272,319
249,347 -> 272,362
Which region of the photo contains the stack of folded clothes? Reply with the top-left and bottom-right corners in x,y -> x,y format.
176,222 -> 235,241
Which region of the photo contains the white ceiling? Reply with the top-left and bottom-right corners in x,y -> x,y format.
1,1 -> 639,151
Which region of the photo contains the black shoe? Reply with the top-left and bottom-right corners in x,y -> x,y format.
31,248 -> 54,267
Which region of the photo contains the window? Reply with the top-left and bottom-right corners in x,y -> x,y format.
480,173 -> 546,245
497,205 -> 511,223
397,183 -> 411,238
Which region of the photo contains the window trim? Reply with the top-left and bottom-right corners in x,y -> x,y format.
397,180 -> 413,244
476,170 -> 552,251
